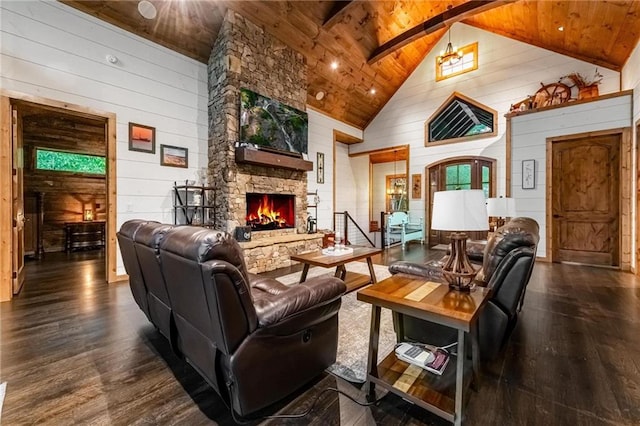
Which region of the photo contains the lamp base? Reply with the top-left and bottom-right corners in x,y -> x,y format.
442,232 -> 478,292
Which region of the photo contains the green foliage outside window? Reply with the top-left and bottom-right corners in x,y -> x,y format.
36,149 -> 105,175
445,164 -> 471,191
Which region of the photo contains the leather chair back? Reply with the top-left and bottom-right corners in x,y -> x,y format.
117,219 -> 154,320
159,227 -> 258,392
476,217 -> 540,287
134,222 -> 176,345
392,217 -> 540,360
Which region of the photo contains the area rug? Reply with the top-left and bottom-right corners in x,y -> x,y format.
275,263 -> 397,384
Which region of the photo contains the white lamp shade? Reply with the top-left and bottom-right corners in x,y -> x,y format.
431,190 -> 489,231
487,197 -> 517,217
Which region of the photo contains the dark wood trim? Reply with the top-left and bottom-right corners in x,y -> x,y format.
367,0 -> 514,64
323,1 -> 353,29
235,147 -> 313,171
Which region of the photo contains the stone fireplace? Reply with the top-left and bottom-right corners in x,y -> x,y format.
206,10 -> 322,273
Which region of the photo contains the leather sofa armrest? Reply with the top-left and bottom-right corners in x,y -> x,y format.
388,260 -> 443,280
250,275 -> 346,327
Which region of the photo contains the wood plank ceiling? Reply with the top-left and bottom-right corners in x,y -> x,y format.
60,1 -> 640,129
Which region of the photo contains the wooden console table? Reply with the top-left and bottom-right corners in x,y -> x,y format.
357,274 -> 490,425
64,221 -> 105,252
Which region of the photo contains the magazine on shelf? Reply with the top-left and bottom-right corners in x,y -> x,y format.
395,342 -> 450,375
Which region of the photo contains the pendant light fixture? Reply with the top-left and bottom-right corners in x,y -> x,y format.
437,28 -> 463,66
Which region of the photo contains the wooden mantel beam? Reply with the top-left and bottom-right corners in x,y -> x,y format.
323,1 -> 354,30
368,0 -> 516,64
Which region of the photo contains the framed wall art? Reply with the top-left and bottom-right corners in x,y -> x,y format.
522,159 -> 535,189
411,173 -> 422,199
317,152 -> 325,184
160,144 -> 188,168
128,122 -> 155,153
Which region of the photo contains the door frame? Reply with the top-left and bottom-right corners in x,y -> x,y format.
546,127 -> 632,270
0,90 -> 118,301
636,120 -> 640,275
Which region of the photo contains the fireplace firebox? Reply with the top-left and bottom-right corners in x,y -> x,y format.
246,193 -> 295,231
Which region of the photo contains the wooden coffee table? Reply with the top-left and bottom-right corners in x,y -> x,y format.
357,273 -> 490,425
289,246 -> 382,293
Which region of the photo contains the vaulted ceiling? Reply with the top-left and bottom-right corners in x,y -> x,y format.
61,1 -> 640,129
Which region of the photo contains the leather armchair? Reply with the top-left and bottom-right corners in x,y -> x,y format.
389,217 -> 540,360
118,221 -> 346,417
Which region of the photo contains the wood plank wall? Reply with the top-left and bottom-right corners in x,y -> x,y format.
22,112 -> 106,252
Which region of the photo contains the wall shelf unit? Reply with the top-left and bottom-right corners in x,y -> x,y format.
173,181 -> 216,226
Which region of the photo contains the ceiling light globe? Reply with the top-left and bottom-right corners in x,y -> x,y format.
138,0 -> 157,20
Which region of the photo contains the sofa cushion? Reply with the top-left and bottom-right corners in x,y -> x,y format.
250,276 -> 345,326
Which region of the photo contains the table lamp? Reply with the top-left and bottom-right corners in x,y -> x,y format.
431,190 -> 488,291
487,197 -> 516,230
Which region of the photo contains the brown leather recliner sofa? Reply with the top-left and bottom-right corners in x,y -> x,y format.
117,221 -> 346,416
389,217 -> 540,360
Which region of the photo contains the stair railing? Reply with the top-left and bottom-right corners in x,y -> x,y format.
332,211 -> 375,248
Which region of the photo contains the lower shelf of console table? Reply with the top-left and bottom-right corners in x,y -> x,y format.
64,221 -> 105,252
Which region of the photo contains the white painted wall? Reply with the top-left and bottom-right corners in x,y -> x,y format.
352,23 -> 621,235
1,1 -> 208,274
305,109 -> 362,231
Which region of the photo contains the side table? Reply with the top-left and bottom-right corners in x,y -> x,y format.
357,273 -> 490,425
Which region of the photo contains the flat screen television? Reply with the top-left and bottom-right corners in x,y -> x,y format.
239,88 -> 308,156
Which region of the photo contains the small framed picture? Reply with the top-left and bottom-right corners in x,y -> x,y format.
522,159 -> 535,189
160,144 -> 188,168
128,123 -> 155,153
411,173 -> 422,199
317,152 -> 325,184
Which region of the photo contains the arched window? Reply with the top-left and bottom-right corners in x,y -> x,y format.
427,156 -> 496,246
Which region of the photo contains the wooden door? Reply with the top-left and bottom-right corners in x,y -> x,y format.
552,135 -> 620,266
24,194 -> 38,257
12,107 -> 25,294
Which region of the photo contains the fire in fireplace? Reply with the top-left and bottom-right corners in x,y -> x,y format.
246,193 -> 295,231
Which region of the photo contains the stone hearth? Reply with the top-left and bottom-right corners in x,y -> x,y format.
239,230 -> 322,274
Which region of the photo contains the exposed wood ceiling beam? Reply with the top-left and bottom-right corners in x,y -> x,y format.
322,1 -> 354,30
368,0 -> 516,64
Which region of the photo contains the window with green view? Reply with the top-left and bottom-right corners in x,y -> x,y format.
445,164 -> 471,191
36,149 -> 106,175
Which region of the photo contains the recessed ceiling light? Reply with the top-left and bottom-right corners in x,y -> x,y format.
370,88 -> 376,95
315,91 -> 325,101
330,61 -> 339,70
138,0 -> 157,20
558,26 -> 564,31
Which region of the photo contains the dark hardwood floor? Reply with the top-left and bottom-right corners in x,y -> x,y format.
1,245 -> 640,425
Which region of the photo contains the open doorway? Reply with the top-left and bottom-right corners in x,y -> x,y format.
0,94 -> 117,301
369,146 -> 409,225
